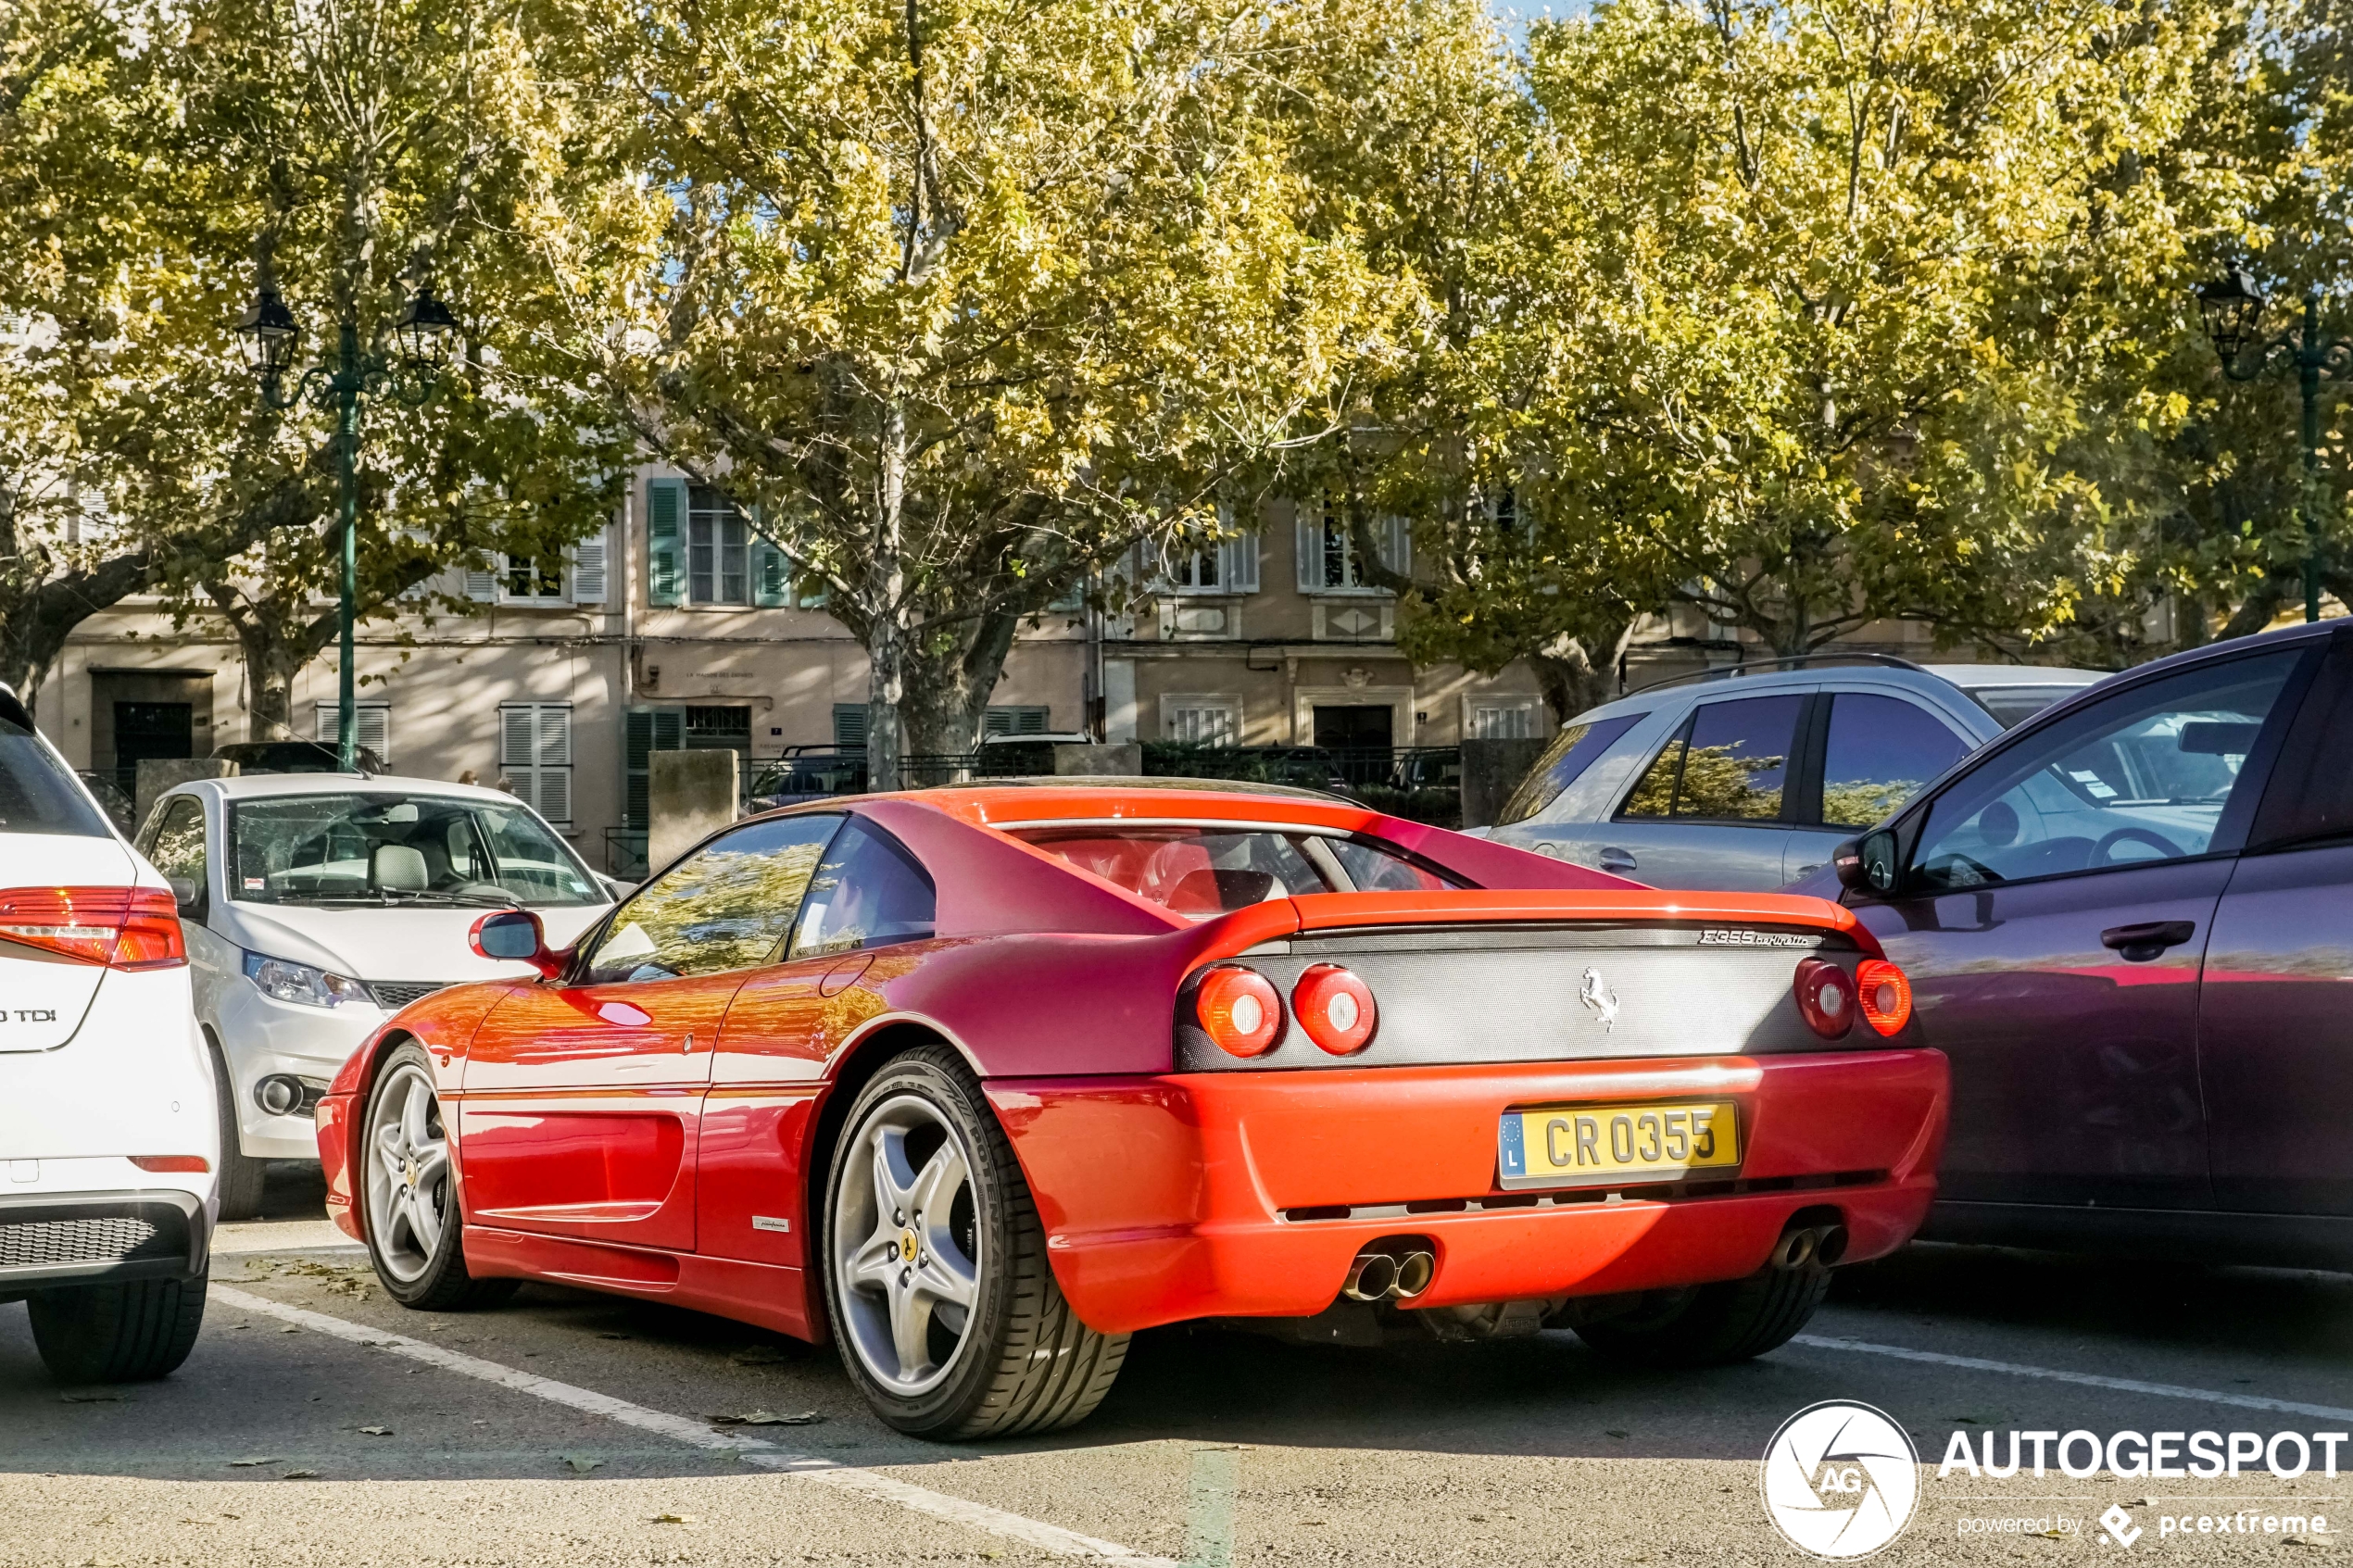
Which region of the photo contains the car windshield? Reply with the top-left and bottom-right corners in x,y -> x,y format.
0,716 -> 109,837
228,793 -> 603,908
1011,824 -> 1471,917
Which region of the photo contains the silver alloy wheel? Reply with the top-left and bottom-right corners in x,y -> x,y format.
831,1092 -> 981,1397
366,1061 -> 452,1284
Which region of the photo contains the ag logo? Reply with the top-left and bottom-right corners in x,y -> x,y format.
1759,1400 -> 1920,1559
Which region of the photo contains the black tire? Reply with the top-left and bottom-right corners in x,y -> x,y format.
208,1038 -> 269,1222
359,1042 -> 516,1311
1573,1264 -> 1831,1368
30,1270 -> 208,1383
820,1046 -> 1128,1439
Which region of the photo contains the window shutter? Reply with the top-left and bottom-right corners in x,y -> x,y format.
623,708 -> 683,829
1223,533 -> 1261,593
1383,516 -> 1412,578
501,707 -> 535,770
646,479 -> 686,607
573,533 -> 609,605
833,703 -> 869,749
1295,510 -> 1323,593
356,706 -> 390,760
464,563 -> 498,602
753,539 -> 789,607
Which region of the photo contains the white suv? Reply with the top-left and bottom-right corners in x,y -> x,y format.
0,684 -> 215,1383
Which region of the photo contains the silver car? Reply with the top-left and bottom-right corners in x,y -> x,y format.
1485,656 -> 2106,890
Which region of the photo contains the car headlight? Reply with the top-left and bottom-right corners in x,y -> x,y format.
244,951 -> 371,1009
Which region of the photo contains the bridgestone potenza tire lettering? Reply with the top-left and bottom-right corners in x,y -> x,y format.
360,1042 -> 516,1312
1570,1262 -> 1831,1367
29,1272 -> 208,1383
821,1046 -> 1128,1438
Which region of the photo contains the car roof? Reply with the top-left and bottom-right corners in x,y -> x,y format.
759,781 -> 1383,834
167,772 -> 540,806
1918,663 -> 2105,689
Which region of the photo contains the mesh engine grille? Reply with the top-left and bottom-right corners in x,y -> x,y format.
0,1211 -> 182,1270
371,981 -> 449,1010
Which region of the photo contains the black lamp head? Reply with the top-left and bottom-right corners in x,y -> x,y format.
2196,268 -> 2266,364
234,285 -> 299,380
392,286 -> 460,371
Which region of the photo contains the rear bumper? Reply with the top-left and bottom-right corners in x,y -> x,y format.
987,1049 -> 1947,1334
0,1188 -> 208,1296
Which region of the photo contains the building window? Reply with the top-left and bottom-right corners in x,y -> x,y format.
833,703 -> 869,750
983,706 -> 1051,737
687,486 -> 750,606
1466,697 -> 1541,740
686,705 -> 753,752
504,553 -> 565,602
1162,696 -> 1240,746
500,703 -> 573,825
313,702 -> 392,763
1297,497 -> 1408,596
1164,535 -> 1261,595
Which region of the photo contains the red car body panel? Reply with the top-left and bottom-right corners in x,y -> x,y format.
316,786 -> 1949,1348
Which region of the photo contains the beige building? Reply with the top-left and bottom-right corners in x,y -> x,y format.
44,471 -> 1561,875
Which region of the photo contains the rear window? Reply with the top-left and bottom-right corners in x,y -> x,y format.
1968,685 -> 2086,729
0,718 -> 109,837
1012,825 -> 1471,917
1495,714 -> 1643,826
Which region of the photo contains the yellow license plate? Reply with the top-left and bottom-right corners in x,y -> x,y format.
1497,1100 -> 1741,1191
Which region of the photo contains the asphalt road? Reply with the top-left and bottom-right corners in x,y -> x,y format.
5,1164 -> 2349,1565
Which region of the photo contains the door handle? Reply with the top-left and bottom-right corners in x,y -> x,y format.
683,1030 -> 696,1054
1598,847 -> 1637,872
2100,921 -> 2196,961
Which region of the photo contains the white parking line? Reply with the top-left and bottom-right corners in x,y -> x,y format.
210,1286 -> 1178,1566
1793,1335 -> 2353,1424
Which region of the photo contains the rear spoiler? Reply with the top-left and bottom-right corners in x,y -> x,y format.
1182,888 -> 1882,974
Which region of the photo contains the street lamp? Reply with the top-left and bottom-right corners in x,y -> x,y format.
234,280 -> 460,771
2196,270 -> 2353,624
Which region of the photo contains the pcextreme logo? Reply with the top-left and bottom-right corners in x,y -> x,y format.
1761,1400 -> 1923,1560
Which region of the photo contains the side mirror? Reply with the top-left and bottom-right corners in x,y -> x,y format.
469,909 -> 562,979
166,874 -> 200,910
1834,830 -> 1901,896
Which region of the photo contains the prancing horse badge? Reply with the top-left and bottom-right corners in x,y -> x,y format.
1579,966 -> 1619,1033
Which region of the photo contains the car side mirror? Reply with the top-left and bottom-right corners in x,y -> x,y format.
1834,830 -> 1901,896
166,874 -> 200,911
469,909 -> 562,979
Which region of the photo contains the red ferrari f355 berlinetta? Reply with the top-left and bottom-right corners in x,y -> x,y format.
317,782 -> 1949,1438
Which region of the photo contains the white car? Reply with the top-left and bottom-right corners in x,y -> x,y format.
0,684 -> 217,1384
134,774 -> 615,1217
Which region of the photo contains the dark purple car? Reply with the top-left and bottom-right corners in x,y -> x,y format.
1789,618 -> 2353,1268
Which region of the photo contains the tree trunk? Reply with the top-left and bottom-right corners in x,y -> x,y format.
900,604 -> 1020,759
865,401 -> 912,791
1529,618 -> 1639,727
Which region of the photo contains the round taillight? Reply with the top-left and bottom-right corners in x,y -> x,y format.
1856,959 -> 1913,1035
1292,964 -> 1377,1055
1793,958 -> 1856,1040
1196,966 -> 1283,1057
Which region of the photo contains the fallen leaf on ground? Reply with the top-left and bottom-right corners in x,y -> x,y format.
2032,1529 -> 2066,1539
649,1513 -> 696,1524
58,1392 -> 122,1403
562,1455 -> 603,1474
1604,1429 -> 1629,1438
728,1348 -> 790,1365
358,1426 -> 391,1436
710,1410 -> 824,1427
227,1458 -> 280,1467
282,1471 -> 319,1480
278,1326 -> 299,1335
2286,1536 -> 2334,1549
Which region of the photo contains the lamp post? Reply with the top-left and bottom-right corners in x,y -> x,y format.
2195,270 -> 2353,625
234,281 -> 459,770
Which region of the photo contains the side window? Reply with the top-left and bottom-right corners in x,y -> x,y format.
1620,695 -> 1804,822
1910,649 -> 2304,891
583,814 -> 839,984
2250,638 -> 2353,850
1494,714 -> 1642,826
788,820 -> 937,959
143,797 -> 208,913
1819,695 -> 1969,829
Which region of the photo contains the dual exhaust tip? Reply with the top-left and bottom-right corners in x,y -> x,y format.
1341,1245 -> 1435,1302
1770,1223 -> 1849,1272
